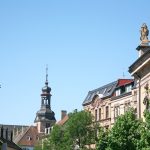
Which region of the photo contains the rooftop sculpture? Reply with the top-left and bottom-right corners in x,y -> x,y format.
140,23 -> 149,44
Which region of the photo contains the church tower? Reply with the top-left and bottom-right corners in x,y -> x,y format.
34,67 -> 56,133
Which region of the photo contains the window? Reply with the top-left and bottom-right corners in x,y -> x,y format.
124,101 -> 130,112
95,109 -> 98,121
105,125 -> 109,130
107,87 -> 112,93
26,136 -> 32,141
126,85 -> 132,93
36,135 -> 39,140
46,123 -> 50,128
114,106 -> 120,118
116,89 -> 121,96
45,128 -> 49,134
103,88 -> 107,94
106,106 -> 109,119
99,108 -> 101,120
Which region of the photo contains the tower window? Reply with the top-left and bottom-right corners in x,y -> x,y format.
46,123 -> 50,128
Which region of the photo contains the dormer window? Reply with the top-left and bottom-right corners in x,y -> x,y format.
116,89 -> 121,96
107,87 -> 112,93
26,136 -> 32,141
103,88 -> 107,94
126,85 -> 132,93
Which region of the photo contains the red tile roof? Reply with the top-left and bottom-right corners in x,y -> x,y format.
56,115 -> 69,126
17,126 -> 43,147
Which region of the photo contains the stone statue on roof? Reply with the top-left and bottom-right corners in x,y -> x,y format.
140,23 -> 149,43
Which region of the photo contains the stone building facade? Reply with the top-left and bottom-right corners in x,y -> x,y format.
82,79 -> 135,128
110,80 -> 135,126
83,23 -> 150,127
129,39 -> 150,119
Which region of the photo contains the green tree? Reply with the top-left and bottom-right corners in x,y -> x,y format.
96,108 -> 142,150
109,108 -> 141,150
38,110 -> 96,150
138,110 -> 150,150
96,127 -> 109,150
43,124 -> 71,150
66,110 -> 98,149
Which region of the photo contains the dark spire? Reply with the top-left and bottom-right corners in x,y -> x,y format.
42,65 -> 51,93
34,66 -> 56,133
45,65 -> 48,85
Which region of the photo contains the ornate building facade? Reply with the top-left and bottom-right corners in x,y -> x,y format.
82,79 -> 135,128
129,23 -> 150,120
83,23 -> 150,127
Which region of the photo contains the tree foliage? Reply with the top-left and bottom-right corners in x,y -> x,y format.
38,110 -> 97,150
96,108 -> 150,150
36,108 -> 150,150
66,110 -> 98,148
96,108 -> 142,150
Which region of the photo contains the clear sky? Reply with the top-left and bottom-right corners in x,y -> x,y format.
0,0 -> 150,125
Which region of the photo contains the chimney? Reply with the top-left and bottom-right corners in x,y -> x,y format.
61,110 -> 67,120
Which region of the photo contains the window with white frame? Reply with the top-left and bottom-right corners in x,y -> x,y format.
126,85 -> 132,93
115,89 -> 121,96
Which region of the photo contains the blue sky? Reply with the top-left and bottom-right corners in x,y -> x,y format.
0,0 -> 150,125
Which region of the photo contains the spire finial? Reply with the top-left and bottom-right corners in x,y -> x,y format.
45,64 -> 48,85
46,64 -> 48,82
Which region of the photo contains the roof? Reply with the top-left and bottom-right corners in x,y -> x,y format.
82,79 -> 134,106
82,81 -> 118,106
16,126 -> 43,147
116,79 -> 134,88
56,115 -> 69,126
0,137 -> 22,150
